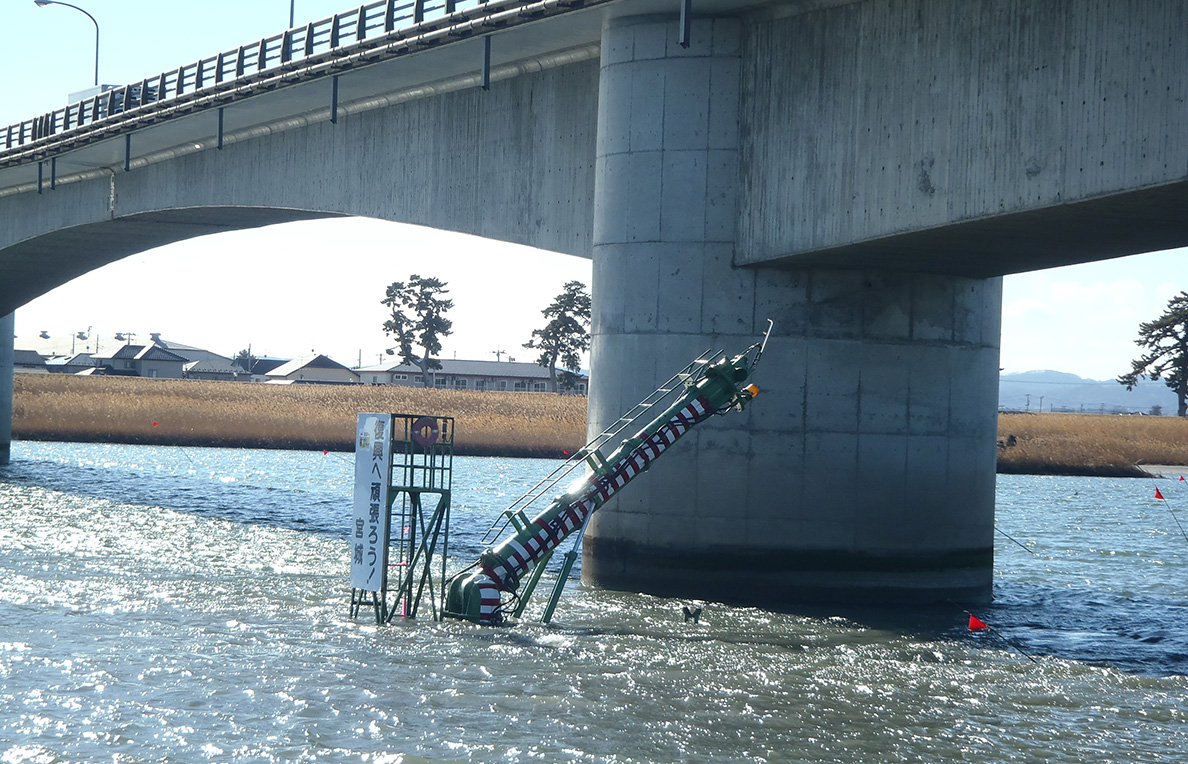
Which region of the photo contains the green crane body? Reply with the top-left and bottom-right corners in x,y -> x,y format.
444,339 -> 764,626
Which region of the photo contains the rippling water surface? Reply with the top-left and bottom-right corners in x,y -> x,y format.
2,441 -> 1187,762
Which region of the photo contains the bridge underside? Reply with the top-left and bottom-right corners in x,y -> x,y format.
766,180 -> 1188,278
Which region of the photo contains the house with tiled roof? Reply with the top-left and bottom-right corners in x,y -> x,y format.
91,343 -> 189,378
18,332 -> 244,381
147,334 -> 214,359
131,335 -> 242,382
182,358 -> 246,381
141,335 -> 244,381
13,350 -> 48,374
44,353 -> 99,375
265,354 -> 360,384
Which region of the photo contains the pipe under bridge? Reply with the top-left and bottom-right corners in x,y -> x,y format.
4,0 -> 1188,607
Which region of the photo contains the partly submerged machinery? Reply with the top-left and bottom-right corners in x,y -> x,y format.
444,327 -> 770,625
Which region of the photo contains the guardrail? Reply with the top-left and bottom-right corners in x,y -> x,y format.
1,0 -> 527,156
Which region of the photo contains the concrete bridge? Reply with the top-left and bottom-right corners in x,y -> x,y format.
3,0 -> 1187,606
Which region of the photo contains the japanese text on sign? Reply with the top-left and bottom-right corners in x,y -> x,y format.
350,414 -> 391,591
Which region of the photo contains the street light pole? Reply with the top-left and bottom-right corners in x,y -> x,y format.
33,0 -> 99,87
289,0 -> 295,27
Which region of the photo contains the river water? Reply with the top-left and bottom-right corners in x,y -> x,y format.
1,441 -> 1186,763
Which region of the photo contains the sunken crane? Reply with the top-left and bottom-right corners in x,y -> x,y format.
444,328 -> 769,625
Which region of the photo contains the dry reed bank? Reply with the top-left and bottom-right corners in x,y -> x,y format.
14,376 -> 1188,474
13,374 -> 586,458
997,412 -> 1188,477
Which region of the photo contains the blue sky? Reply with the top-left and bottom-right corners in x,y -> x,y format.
3,0 -> 1183,378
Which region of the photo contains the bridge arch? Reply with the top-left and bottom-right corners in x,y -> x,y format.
8,212 -> 593,370
0,207 -> 341,315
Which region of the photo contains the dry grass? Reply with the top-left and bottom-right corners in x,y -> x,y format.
13,374 -> 587,458
16,375 -> 1188,473
997,412 -> 1188,476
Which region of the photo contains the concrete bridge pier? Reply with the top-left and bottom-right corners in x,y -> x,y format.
1,312 -> 12,465
583,14 -> 1002,605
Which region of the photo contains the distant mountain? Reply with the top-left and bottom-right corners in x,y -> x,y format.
999,370 -> 1179,415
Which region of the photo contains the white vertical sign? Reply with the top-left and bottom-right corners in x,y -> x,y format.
351,413 -> 392,591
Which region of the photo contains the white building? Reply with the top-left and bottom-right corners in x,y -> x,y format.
355,358 -> 586,393
266,354 -> 361,384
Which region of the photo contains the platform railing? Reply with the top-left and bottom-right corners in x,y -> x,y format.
1,0 -> 532,157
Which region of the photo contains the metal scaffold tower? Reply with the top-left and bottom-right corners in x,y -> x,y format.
349,413 -> 454,625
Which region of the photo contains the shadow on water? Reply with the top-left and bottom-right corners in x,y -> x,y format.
457,599 -> 1004,661
491,592 -> 1188,678
764,588 -> 1188,677
979,581 -> 1188,677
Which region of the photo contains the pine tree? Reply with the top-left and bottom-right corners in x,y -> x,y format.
381,275 -> 453,388
524,281 -> 591,393
1118,291 -> 1188,417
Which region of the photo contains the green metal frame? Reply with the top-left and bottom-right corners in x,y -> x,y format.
466,345 -> 758,624
363,413 -> 455,623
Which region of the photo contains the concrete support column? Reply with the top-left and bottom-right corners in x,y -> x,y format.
1,312 -> 13,465
585,14 -> 1001,605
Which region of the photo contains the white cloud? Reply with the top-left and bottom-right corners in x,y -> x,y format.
1000,250 -> 1186,380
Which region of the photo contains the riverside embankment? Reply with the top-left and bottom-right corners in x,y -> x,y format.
13,374 -> 1188,474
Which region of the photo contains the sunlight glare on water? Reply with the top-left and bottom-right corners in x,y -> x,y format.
1,442 -> 1186,762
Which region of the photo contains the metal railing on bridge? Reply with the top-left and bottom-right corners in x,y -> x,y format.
1,0 -> 569,161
